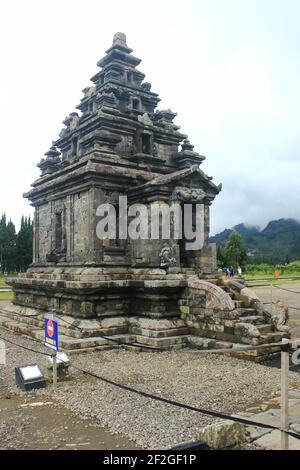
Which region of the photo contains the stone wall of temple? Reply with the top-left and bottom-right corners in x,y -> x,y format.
34,203 -> 51,262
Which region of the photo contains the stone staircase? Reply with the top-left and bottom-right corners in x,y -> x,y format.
194,275 -> 289,361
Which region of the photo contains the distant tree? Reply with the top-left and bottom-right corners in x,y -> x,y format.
0,214 -> 17,273
216,244 -> 226,268
0,213 -> 8,273
224,231 -> 247,269
6,219 -> 17,272
16,215 -> 33,272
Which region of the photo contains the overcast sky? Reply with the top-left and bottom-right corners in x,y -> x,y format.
1,0 -> 299,235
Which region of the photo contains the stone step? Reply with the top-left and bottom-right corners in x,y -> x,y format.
130,326 -> 189,338
59,335 -> 110,350
53,333 -> 136,352
234,300 -> 244,308
134,334 -> 187,349
256,324 -> 274,334
237,315 -> 265,324
221,286 -> 231,292
260,332 -> 287,343
0,314 -> 80,339
229,344 -> 281,362
236,308 -> 259,317
0,319 -> 45,342
205,279 -> 219,285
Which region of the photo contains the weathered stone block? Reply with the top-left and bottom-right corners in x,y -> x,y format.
197,420 -> 248,449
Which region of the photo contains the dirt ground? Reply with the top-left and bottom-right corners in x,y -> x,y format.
250,283 -> 300,338
0,392 -> 137,450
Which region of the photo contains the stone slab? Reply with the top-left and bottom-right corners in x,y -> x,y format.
254,429 -> 300,450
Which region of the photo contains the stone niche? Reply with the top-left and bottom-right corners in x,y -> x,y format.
5,33 -> 286,356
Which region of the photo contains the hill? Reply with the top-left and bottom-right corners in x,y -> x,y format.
210,218 -> 300,263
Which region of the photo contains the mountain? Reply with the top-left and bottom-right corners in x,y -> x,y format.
210,218 -> 300,263
210,223 -> 260,245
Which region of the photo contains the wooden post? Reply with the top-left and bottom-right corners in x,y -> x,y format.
270,283 -> 273,314
53,353 -> 57,390
281,338 -> 289,450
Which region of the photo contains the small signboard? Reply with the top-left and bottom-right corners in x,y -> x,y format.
44,317 -> 58,351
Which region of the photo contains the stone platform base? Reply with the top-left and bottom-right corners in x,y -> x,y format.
0,303 -> 283,361
4,269 -> 289,361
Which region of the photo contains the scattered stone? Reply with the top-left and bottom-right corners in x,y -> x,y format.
197,420 -> 248,449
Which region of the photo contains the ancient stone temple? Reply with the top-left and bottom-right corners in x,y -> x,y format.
4,33 -> 288,359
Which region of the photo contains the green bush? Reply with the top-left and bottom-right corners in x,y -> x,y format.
244,261 -> 300,276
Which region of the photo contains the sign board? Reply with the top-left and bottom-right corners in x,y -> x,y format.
44,317 -> 58,351
274,270 -> 280,279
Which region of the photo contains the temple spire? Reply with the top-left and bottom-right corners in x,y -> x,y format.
112,32 -> 127,48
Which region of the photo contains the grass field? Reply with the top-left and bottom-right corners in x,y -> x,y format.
245,279 -> 300,288
244,272 -> 300,279
244,272 -> 300,287
0,291 -> 13,301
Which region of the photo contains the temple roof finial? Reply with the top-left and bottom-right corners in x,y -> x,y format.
112,32 -> 127,48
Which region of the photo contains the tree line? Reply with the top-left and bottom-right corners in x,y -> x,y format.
0,213 -> 33,273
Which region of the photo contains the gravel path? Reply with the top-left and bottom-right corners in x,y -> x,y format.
1,326 -> 300,449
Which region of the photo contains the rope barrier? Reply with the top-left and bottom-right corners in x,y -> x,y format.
273,285 -> 300,295
0,333 -> 49,356
178,342 -> 283,354
263,301 -> 300,311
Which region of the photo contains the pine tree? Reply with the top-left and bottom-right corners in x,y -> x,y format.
6,219 -> 17,272
0,213 -> 7,273
16,215 -> 33,272
0,215 -> 18,273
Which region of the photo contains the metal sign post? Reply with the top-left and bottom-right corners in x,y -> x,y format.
52,353 -> 57,390
270,283 -> 273,314
281,338 -> 290,450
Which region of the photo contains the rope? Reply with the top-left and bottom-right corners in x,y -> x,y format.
273,285 -> 300,295
0,333 -> 49,356
178,342 -> 283,354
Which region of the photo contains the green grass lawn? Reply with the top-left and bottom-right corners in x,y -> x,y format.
245,278 -> 300,287
0,291 -> 13,301
244,272 -> 300,279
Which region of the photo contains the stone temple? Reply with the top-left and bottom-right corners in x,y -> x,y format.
4,33 -> 288,360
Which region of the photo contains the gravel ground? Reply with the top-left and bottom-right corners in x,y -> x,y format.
1,326 -> 300,449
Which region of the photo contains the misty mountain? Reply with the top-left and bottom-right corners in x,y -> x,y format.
210,218 -> 300,263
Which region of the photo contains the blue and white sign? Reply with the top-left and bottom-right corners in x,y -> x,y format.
44,317 -> 58,351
